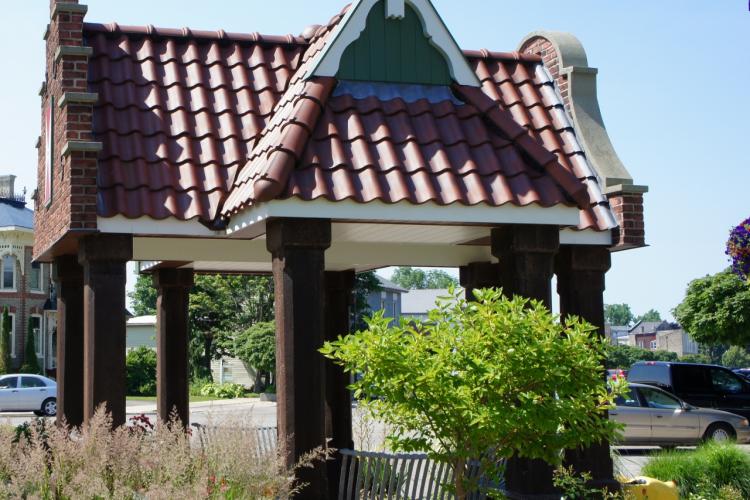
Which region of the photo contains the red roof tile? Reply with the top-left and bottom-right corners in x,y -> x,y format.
89,6 -> 615,232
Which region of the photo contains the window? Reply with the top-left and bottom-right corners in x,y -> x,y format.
1,255 -> 15,290
638,387 -> 682,409
0,376 -> 17,389
30,315 -> 42,357
29,263 -> 42,292
649,340 -> 657,349
614,387 -> 641,408
20,376 -> 46,388
711,368 -> 744,394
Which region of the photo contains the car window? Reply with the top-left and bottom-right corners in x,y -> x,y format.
628,364 -> 670,387
711,369 -> 744,394
614,387 -> 641,408
0,376 -> 18,389
638,387 -> 682,410
672,365 -> 712,393
20,377 -> 46,388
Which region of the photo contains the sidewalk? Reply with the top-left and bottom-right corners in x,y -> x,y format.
125,397 -> 274,415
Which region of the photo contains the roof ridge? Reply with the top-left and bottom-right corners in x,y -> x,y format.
451,83 -> 590,209
463,49 -> 542,64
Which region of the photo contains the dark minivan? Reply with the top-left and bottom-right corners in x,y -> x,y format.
628,361 -> 750,419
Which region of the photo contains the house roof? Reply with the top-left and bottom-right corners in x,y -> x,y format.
88,3 -> 616,233
0,199 -> 33,231
376,276 -> 407,293
401,288 -> 459,315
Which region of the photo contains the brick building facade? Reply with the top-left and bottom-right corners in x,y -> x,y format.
0,175 -> 55,374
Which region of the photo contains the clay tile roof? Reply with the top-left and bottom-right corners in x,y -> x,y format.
90,4 -> 616,232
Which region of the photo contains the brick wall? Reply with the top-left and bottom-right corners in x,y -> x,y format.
519,36 -> 571,113
609,193 -> 646,248
35,0 -> 98,261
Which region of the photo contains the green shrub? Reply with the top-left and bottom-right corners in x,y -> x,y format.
126,347 -> 157,396
20,319 -> 42,374
642,442 -> 750,498
189,376 -> 213,397
199,382 -> 246,399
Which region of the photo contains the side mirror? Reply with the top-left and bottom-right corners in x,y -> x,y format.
682,403 -> 694,411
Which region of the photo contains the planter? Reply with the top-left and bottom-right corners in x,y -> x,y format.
260,392 -> 277,402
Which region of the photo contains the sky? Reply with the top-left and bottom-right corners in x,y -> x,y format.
1,1 -> 748,320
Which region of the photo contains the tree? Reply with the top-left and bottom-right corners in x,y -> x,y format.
679,353 -> 711,364
0,307 -> 11,374
606,345 -> 678,369
390,267 -> 458,290
351,271 -> 381,331
604,304 -> 634,326
635,309 -> 662,324
126,347 -> 157,396
673,269 -> 750,346
721,346 -> 750,369
129,273 -> 157,316
234,321 -> 275,393
321,289 -> 625,499
20,319 -> 41,374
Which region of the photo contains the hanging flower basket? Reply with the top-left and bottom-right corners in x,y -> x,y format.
727,217 -> 750,282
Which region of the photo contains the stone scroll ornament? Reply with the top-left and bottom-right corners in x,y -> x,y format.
727,217 -> 750,282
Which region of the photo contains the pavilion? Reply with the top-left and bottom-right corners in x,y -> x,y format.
35,0 -> 647,497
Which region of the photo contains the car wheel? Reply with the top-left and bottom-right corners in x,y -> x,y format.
33,410 -> 44,417
704,423 -> 735,443
41,398 -> 56,417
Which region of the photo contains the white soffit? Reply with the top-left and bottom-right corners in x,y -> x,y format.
227,198 -> 580,237
306,0 -> 480,87
98,216 -> 224,238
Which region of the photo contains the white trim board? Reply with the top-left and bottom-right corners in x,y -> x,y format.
559,228 -> 612,246
227,198 -> 580,237
307,0 -> 480,86
98,216 -> 224,238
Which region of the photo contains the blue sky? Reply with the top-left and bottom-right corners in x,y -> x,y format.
2,1 -> 747,319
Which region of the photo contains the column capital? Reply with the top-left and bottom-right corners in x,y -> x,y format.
556,245 -> 611,274
53,254 -> 83,283
78,234 -> 133,264
491,224 -> 560,258
152,268 -> 194,290
266,218 -> 331,254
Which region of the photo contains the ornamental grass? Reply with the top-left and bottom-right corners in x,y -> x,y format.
727,217 -> 750,281
0,408 -> 323,499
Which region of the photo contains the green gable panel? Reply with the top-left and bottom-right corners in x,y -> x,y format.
337,0 -> 452,86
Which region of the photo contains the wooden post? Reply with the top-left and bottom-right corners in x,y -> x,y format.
459,262 -> 501,301
324,270 -> 356,499
492,225 -> 560,499
556,245 -> 619,493
153,268 -> 194,427
267,218 -> 331,500
78,234 -> 132,428
53,255 -> 84,428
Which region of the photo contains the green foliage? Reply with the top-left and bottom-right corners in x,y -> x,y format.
606,345 -> 678,369
321,288 -> 625,497
352,271 -> 381,331
0,308 -> 11,374
234,321 -> 275,374
635,309 -> 662,323
389,267 -> 458,290
721,345 -> 750,368
604,304 -> 635,327
20,319 -> 41,374
129,273 -> 157,316
553,466 -> 624,499
126,347 -> 157,396
198,382 -> 246,399
674,269 -> 750,346
642,442 -> 750,498
680,353 -> 712,364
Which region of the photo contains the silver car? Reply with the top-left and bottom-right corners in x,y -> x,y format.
611,383 -> 750,446
0,374 -> 57,416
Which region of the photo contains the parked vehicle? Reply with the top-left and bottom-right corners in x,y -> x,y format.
733,368 -> 750,381
628,361 -> 750,419
0,374 -> 56,416
611,383 -> 750,446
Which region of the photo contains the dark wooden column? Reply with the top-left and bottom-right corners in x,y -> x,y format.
153,268 -> 194,426
267,218 -> 331,500
53,255 -> 84,428
324,270 -> 356,499
492,225 -> 560,499
556,245 -> 619,492
78,234 -> 132,428
459,262 -> 501,301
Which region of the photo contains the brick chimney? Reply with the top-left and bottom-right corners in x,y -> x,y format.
36,0 -> 100,261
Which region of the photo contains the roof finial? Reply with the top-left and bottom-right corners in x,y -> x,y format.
386,0 -> 405,19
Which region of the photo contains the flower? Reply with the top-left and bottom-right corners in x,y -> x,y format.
727,218 -> 750,281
